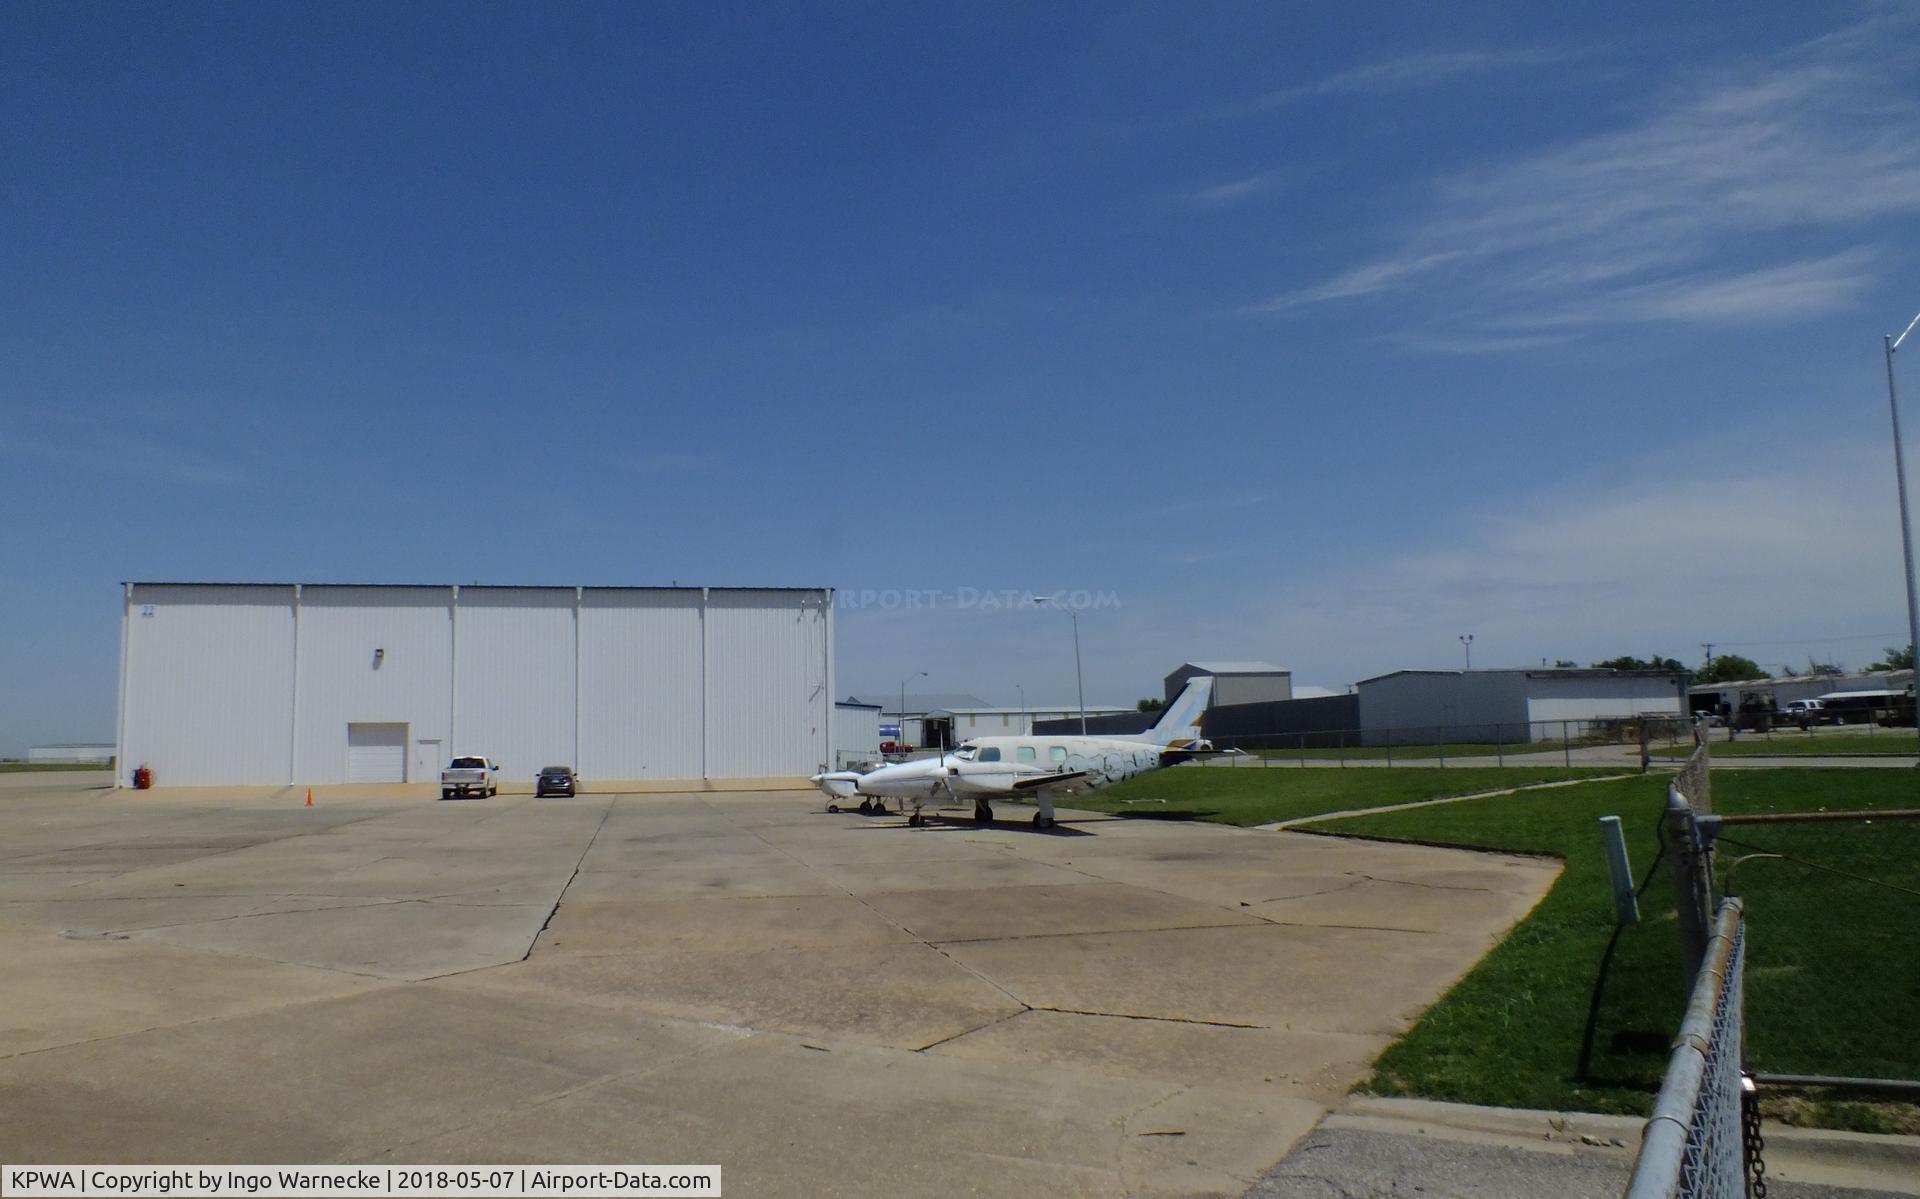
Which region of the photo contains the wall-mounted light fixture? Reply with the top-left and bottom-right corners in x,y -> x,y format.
373,648 -> 385,667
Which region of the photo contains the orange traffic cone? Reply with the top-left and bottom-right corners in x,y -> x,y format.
305,788 -> 313,807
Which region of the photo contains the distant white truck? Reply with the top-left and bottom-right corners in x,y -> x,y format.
440,755 -> 501,800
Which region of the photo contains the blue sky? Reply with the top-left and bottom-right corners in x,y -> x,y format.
5,2 -> 1920,752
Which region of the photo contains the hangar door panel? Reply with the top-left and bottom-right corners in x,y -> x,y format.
346,723 -> 408,783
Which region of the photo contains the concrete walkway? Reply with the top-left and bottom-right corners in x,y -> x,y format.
1245,1097 -> 1920,1198
1,773 -> 1559,1198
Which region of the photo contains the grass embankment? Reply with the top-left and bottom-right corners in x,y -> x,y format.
0,761 -> 113,772
1651,732 -> 1914,758
1081,765 -> 1628,827
1306,769 -> 1920,1132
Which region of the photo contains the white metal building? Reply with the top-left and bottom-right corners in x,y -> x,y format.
925,705 -> 1136,744
832,699 -> 881,767
1356,668 -> 1687,745
116,583 -> 834,788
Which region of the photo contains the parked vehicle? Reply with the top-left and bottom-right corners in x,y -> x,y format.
1784,699 -> 1828,727
535,765 -> 578,797
440,755 -> 500,799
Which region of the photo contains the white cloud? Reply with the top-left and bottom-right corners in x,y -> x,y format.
1229,47 -> 1585,114
1182,169 -> 1288,208
0,409 -> 248,487
1256,14 -> 1920,338
1209,437 -> 1909,682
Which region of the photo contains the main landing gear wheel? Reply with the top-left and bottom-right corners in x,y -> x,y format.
1032,812 -> 1056,829
907,812 -> 925,827
973,801 -> 993,823
858,799 -> 874,814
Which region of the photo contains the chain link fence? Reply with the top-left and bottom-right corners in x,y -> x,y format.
1202,715 -> 1693,768
1635,736 -> 1920,1197
1624,899 -> 1753,1199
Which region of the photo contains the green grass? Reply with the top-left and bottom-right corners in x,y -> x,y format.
1075,765 -> 1629,826
1302,769 -> 1920,1131
0,761 -> 113,772
1651,732 -> 1915,758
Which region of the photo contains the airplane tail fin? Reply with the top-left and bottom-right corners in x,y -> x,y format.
1145,677 -> 1212,747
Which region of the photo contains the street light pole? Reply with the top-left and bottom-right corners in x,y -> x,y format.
1883,311 -> 1920,755
1460,634 -> 1474,671
1033,594 -> 1087,734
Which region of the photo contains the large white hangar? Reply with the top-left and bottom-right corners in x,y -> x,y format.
116,583 -> 834,789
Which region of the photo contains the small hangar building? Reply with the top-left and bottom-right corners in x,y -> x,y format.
116,583 -> 835,788
1163,661 -> 1292,707
1355,668 -> 1688,745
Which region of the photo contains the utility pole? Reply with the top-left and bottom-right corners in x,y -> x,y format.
1700,643 -> 1714,670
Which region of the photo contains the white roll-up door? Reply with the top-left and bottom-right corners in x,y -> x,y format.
346,723 -> 407,783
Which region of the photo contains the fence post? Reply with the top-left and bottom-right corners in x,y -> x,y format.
1564,720 -> 1572,768
1385,733 -> 1393,767
1437,727 -> 1446,768
1339,731 -> 1346,768
1298,734 -> 1306,768
1497,726 -> 1504,767
1666,785 -> 1710,987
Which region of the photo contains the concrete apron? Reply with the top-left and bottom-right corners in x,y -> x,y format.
0,784 -> 1561,1198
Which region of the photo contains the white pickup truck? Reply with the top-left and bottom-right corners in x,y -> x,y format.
440,755 -> 501,800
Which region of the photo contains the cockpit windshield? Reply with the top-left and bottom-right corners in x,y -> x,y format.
951,745 -> 979,760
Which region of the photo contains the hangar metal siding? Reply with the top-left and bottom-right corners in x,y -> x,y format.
454,588 -> 577,779
117,583 -> 833,787
121,585 -> 296,786
577,589 -> 704,780
704,590 -> 832,779
294,587 -> 452,783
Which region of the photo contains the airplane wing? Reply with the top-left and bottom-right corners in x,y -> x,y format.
1011,770 -> 1090,791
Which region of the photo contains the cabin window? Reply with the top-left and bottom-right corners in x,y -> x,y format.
1017,746 -> 1037,764
977,747 -> 1001,762
1049,746 -> 1068,764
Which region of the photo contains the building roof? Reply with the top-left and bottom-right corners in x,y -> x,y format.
128,581 -> 832,593
1688,667 -> 1913,694
854,693 -> 994,715
1289,685 -> 1345,699
1170,660 -> 1290,675
834,699 -> 882,711
926,705 -> 1134,717
1357,667 -> 1688,686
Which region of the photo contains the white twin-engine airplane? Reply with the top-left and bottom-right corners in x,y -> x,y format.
811,677 -> 1216,829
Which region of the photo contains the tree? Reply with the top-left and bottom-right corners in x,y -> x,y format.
1592,654 -> 1687,672
1695,654 -> 1765,685
1136,697 -> 1164,712
1869,645 -> 1915,671
1553,659 -> 1578,668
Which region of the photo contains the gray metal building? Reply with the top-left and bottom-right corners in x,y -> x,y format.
1356,668 -> 1687,745
117,583 -> 834,788
1162,661 -> 1292,707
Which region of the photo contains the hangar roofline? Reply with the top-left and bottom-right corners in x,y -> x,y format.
124,581 -> 833,592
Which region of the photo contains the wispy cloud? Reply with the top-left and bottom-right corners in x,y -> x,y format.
1200,436 -> 1907,681
1226,46 -> 1586,116
1182,168 -> 1289,208
1249,13 -> 1920,339
0,407 -> 249,487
